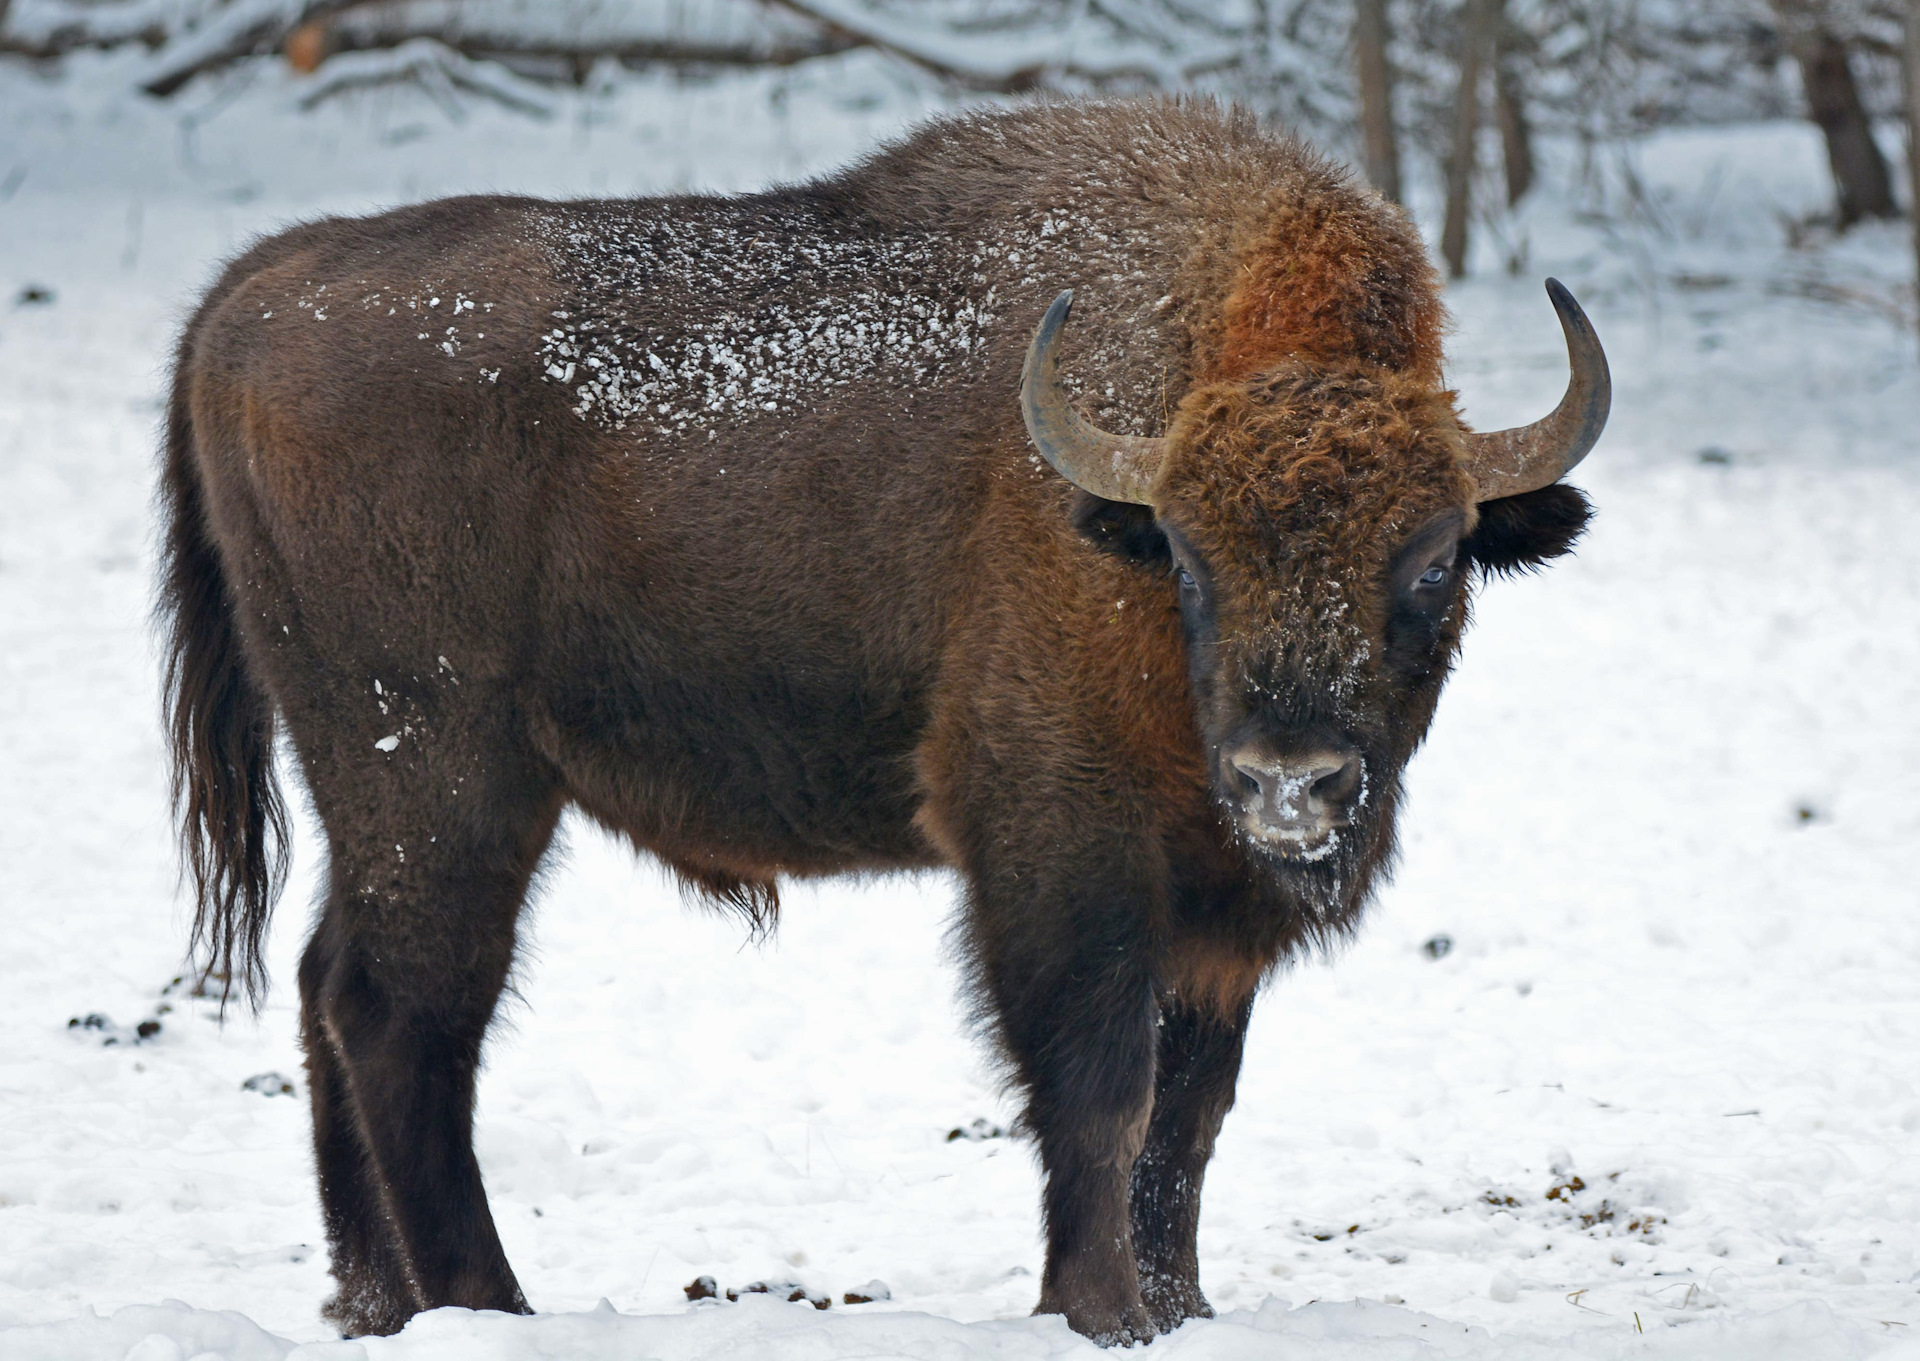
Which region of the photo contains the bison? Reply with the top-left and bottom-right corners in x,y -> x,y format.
161,98 -> 1607,1344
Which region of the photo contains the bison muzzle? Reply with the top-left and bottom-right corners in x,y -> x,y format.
160,98 -> 1607,1345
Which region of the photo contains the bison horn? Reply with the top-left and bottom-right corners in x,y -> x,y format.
1459,278 -> 1611,501
1020,290 -> 1170,506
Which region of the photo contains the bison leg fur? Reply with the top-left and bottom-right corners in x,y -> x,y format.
298,947 -> 419,1336
295,735 -> 560,1335
962,861 -> 1162,1345
1130,996 -> 1252,1333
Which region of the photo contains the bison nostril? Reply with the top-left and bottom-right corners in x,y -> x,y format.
1226,754 -> 1266,799
1310,753 -> 1363,808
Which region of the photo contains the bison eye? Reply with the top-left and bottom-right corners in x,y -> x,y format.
1417,566 -> 1449,587
1177,566 -> 1197,593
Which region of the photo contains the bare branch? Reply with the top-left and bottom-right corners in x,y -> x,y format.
143,0 -> 393,97
297,35 -> 553,117
764,0 -> 1227,92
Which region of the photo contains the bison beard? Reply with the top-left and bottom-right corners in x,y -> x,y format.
160,98 -> 1604,1345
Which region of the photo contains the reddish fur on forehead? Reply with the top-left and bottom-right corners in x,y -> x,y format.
1168,364 -> 1469,511
1213,184 -> 1444,386
1158,363 -> 1472,645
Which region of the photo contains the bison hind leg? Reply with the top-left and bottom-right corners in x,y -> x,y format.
319,1255 -> 415,1339
667,860 -> 781,938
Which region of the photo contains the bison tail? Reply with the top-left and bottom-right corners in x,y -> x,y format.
158,380 -> 288,1011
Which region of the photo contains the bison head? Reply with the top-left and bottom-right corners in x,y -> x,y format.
1022,282 -> 1607,920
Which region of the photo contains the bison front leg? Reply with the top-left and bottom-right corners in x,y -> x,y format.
962,855 -> 1162,1345
1130,997 -> 1252,1333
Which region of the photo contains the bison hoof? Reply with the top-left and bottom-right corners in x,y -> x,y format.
1037,1295 -> 1156,1348
320,1280 -> 414,1338
1142,1283 -> 1214,1336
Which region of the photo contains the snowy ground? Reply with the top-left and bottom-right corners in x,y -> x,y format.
1,49 -> 1918,1361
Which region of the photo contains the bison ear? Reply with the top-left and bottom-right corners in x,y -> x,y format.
1464,483 -> 1592,577
1070,490 -> 1171,567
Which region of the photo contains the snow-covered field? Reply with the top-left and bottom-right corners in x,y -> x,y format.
1,49 -> 1917,1361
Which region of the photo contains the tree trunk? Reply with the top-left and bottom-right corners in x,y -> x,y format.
1354,0 -> 1400,202
1772,5 -> 1897,226
1494,29 -> 1533,207
1906,0 -> 1920,345
1441,0 -> 1496,277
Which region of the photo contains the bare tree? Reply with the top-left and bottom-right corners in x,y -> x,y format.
1770,0 -> 1898,225
1355,0 -> 1402,201
1493,13 -> 1534,206
1906,0 -> 1920,344
1442,0 -> 1499,276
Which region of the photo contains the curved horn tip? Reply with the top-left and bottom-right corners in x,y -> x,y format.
1457,277 -> 1610,499
1019,289 -> 1169,506
1042,288 -> 1074,331
1543,277 -> 1590,331
1543,277 -> 1611,406
1026,290 -> 1076,374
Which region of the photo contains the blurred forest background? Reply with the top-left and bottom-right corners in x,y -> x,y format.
2,0 -> 1918,303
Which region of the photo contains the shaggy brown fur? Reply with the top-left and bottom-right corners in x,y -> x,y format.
161,97 -> 1592,1346
1215,191 -> 1445,384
